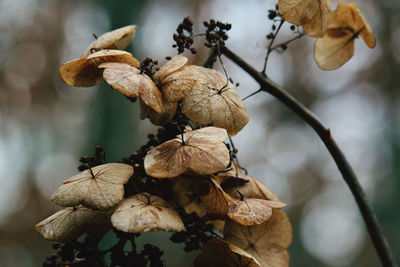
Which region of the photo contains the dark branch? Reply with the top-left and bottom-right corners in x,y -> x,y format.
221,46 -> 398,267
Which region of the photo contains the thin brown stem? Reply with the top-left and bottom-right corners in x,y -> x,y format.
262,19 -> 285,76
221,46 -> 398,267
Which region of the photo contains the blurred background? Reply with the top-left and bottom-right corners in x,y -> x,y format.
0,0 -> 398,266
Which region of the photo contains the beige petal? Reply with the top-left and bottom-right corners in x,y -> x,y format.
35,206 -> 111,242
99,62 -> 162,113
313,0 -> 375,70
179,67 -> 249,136
60,50 -> 140,87
111,193 -> 185,233
153,55 -> 188,85
144,127 -> 230,178
279,0 -> 332,37
81,25 -> 138,57
51,163 -> 134,210
228,198 -> 286,226
194,238 -> 260,267
139,98 -> 177,126
224,209 -> 292,267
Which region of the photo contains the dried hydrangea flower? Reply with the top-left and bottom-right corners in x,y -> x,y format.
35,205 -> 111,242
139,98 -> 178,126
111,193 -> 185,233
224,209 -> 293,267
279,0 -> 332,37
228,198 -> 286,226
152,55 -> 188,85
314,0 -> 376,70
223,175 -> 279,201
81,25 -> 138,57
59,50 -> 140,87
194,238 -> 260,267
51,163 -> 134,211
144,127 -> 230,178
99,62 -> 163,113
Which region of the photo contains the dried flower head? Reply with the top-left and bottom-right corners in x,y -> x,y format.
194,238 -> 260,267
228,198 -> 286,226
223,175 -> 279,201
144,127 -> 230,178
152,55 -> 188,85
224,209 -> 292,267
111,193 -> 185,233
35,205 -> 111,242
99,62 -> 163,113
314,0 -> 376,70
279,0 -> 332,37
51,163 -> 134,211
81,25 -> 138,57
59,50 -> 140,87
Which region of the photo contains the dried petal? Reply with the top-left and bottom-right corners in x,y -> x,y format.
99,62 -> 162,113
279,0 -> 332,37
60,50 -> 140,87
111,193 -> 184,233
228,198 -> 286,226
153,55 -> 188,85
314,0 -> 375,70
179,67 -> 249,135
224,209 -> 292,267
144,127 -> 230,178
81,25 -> 138,57
194,238 -> 260,267
139,98 -> 177,126
35,205 -> 111,242
51,163 -> 134,211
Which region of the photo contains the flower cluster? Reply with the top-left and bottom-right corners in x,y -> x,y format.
36,24 -> 292,266
278,0 -> 375,70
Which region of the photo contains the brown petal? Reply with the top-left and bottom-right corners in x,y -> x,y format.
194,238 -> 260,267
60,50 -> 140,87
224,209 -> 292,267
139,98 -> 177,126
81,25 -> 138,57
153,55 -> 188,85
228,198 -> 286,226
100,62 -> 162,113
51,163 -> 134,210
35,206 -> 111,242
111,193 -> 185,233
144,127 -> 230,178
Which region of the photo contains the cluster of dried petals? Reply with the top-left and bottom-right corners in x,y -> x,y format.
144,127 -> 230,178
35,205 -> 111,242
152,55 -> 188,86
279,0 -> 332,37
194,238 -> 261,267
224,209 -> 293,267
99,62 -> 163,113
51,163 -> 134,211
161,65 -> 249,136
314,0 -> 376,70
111,193 -> 185,233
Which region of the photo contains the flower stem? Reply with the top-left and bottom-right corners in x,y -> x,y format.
221,46 -> 398,267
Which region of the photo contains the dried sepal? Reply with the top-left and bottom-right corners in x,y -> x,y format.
139,98 -> 177,126
153,55 -> 188,85
81,25 -> 138,57
35,205 -> 111,242
51,163 -> 134,211
60,50 -> 140,87
194,238 -> 260,267
99,62 -> 162,113
228,198 -> 286,226
314,0 -> 376,70
179,67 -> 249,136
224,209 -> 292,267
111,193 -> 185,233
144,127 -> 230,178
279,0 -> 332,37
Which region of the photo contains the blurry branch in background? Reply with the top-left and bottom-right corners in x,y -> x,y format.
216,45 -> 398,267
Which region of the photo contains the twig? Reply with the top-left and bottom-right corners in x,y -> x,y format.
221,46 -> 398,267
261,19 -> 285,76
270,32 -> 305,52
202,46 -> 218,68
